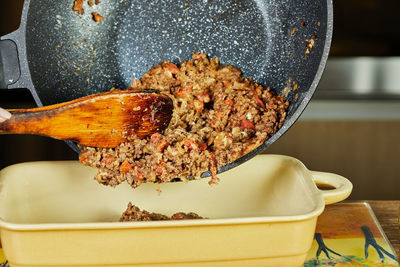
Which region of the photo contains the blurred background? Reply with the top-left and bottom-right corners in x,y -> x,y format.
1,0 -> 399,199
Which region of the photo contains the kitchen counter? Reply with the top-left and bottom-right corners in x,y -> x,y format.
367,200 -> 400,259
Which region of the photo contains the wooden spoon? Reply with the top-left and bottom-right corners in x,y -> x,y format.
0,89 -> 173,148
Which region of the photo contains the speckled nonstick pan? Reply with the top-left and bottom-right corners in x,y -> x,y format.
0,0 -> 332,177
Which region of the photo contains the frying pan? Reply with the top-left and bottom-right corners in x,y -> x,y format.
0,0 -> 332,177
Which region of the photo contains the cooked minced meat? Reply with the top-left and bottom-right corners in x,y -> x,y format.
73,0 -> 84,14
79,53 -> 289,188
92,12 -> 103,22
120,203 -> 203,221
73,0 -> 103,21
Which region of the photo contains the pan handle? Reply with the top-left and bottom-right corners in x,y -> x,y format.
0,28 -> 35,94
0,39 -> 20,89
311,171 -> 353,205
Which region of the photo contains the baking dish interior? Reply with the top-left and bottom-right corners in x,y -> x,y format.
0,155 -> 322,225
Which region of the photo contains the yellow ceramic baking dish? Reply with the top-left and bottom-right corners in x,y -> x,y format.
0,155 -> 352,267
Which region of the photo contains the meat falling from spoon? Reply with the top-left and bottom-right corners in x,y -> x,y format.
0,89 -> 173,148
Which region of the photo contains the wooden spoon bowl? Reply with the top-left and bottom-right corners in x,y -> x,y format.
0,89 -> 173,148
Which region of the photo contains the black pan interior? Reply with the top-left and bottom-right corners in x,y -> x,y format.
25,0 -> 327,104
23,0 -> 330,174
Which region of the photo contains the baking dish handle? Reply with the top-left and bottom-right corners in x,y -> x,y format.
310,171 -> 353,205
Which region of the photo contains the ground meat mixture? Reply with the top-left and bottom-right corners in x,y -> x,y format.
79,53 -> 289,188
305,35 -> 317,56
92,12 -> 103,22
73,0 -> 102,22
73,0 -> 84,15
120,203 -> 203,222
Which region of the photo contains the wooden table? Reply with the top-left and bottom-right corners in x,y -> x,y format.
366,201 -> 400,259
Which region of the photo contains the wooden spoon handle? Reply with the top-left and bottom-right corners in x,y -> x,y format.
0,107 -> 77,137
0,111 -> 42,135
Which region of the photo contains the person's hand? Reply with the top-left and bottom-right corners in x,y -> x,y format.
0,108 -> 11,123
